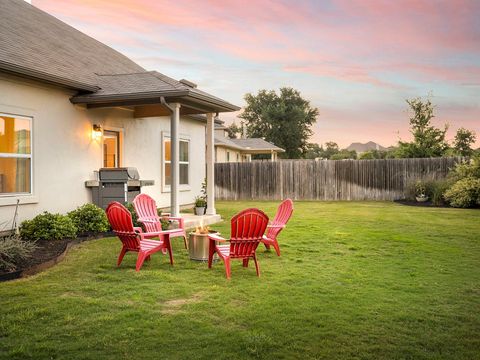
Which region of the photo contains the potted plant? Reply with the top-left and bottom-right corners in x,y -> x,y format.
415,180 -> 429,202
194,196 -> 207,216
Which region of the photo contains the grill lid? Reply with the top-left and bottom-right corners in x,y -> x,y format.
99,167 -> 139,181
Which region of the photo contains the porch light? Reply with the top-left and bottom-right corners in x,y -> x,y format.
92,124 -> 102,140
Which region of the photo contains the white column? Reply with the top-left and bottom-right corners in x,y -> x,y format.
170,103 -> 180,217
206,112 -> 216,215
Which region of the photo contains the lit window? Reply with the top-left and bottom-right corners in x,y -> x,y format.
164,137 -> 189,186
0,114 -> 32,195
103,130 -> 120,168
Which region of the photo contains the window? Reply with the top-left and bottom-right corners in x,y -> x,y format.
163,137 -> 189,187
226,151 -> 230,162
0,114 -> 32,195
103,130 -> 120,167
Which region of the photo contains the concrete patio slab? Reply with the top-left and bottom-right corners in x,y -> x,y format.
181,213 -> 223,230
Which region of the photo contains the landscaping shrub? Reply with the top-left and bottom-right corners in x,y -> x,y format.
68,203 -> 109,234
448,156 -> 480,182
444,178 -> 480,208
0,235 -> 37,271
428,180 -> 451,206
20,212 -> 77,241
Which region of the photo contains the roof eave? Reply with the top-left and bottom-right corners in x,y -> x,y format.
70,88 -> 240,113
185,91 -> 240,112
0,60 -> 98,92
242,148 -> 285,153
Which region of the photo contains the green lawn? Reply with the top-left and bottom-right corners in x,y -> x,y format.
1,201 -> 479,360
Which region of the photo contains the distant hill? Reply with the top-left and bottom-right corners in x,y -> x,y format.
346,141 -> 387,153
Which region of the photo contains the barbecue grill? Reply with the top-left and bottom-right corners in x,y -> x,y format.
85,167 -> 154,209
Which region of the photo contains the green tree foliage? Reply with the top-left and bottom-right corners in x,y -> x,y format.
239,88 -> 319,159
453,127 -> 476,157
396,97 -> 449,158
330,150 -> 357,160
322,142 -> 340,159
359,150 -> 388,160
304,143 -> 324,159
226,122 -> 242,139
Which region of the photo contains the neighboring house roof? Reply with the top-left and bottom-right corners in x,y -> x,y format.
230,138 -> 285,152
215,137 -> 285,153
214,136 -> 245,151
346,141 -> 386,153
0,0 -> 239,112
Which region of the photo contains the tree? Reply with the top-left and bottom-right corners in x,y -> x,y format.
225,122 -> 242,139
453,128 -> 476,157
239,88 -> 319,158
330,150 -> 357,160
359,149 -> 387,160
322,142 -> 340,159
396,97 -> 449,158
304,143 -> 324,159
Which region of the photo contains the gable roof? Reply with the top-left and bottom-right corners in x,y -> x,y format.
0,0 -> 239,112
215,136 -> 285,152
230,138 -> 285,152
214,135 -> 246,151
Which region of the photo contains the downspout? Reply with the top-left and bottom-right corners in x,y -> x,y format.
160,97 -> 179,216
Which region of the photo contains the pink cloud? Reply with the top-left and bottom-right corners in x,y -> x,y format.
32,0 -> 480,147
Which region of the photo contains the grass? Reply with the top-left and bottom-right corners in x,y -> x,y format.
0,201 -> 479,360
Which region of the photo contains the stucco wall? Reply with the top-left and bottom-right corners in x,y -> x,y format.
215,146 -> 241,163
0,74 -> 205,225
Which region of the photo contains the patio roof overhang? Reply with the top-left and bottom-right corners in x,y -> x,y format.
70,90 -> 240,115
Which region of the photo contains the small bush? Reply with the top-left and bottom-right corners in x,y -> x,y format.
20,212 -> 77,241
427,180 -> 451,206
68,204 -> 109,234
0,235 -> 37,271
448,156 -> 480,182
444,178 -> 480,208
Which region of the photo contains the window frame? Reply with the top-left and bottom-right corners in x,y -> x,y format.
102,126 -> 123,168
162,132 -> 191,193
0,112 -> 33,197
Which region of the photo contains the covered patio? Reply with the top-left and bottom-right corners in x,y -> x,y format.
71,72 -> 240,218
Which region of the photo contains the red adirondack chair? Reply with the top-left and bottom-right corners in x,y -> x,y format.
261,199 -> 293,256
133,193 -> 187,248
208,208 -> 269,279
106,201 -> 174,271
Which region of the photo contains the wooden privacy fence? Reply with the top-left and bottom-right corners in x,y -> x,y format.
214,157 -> 463,201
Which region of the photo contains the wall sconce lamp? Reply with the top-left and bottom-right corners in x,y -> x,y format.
92,124 -> 102,141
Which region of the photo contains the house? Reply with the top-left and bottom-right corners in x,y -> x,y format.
0,0 -> 239,225
214,123 -> 284,162
346,141 -> 386,155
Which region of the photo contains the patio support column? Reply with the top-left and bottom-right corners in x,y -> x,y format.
171,103 -> 181,217
206,112 -> 216,215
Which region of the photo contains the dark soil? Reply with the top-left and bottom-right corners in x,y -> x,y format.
0,232 -> 113,277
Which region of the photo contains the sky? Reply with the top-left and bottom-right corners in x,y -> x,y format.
33,0 -> 480,148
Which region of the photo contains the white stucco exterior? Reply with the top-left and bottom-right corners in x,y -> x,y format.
0,73 -> 206,224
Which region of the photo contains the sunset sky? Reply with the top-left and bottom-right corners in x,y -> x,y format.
33,0 -> 480,148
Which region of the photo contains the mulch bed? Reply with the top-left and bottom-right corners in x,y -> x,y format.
0,232 -> 113,281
